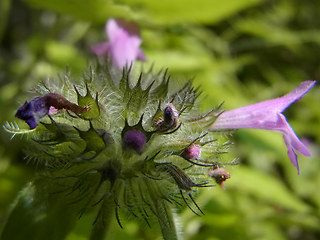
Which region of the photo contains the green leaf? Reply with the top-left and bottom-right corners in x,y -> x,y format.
122,0 -> 266,24
1,180 -> 79,240
23,0 -> 265,24
23,0 -> 134,23
45,41 -> 86,71
228,166 -> 310,212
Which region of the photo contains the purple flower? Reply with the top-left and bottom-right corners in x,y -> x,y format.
91,18 -> 146,69
209,81 -> 317,173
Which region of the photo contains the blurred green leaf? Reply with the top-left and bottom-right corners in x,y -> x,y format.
23,0 -> 266,24
45,41 -> 86,71
23,0 -> 134,23
1,180 -> 78,240
229,166 -> 310,212
122,0 -> 266,24
0,0 -> 11,42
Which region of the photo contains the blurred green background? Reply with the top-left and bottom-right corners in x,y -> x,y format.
0,0 -> 319,239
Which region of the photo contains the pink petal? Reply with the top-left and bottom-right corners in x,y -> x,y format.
276,114 -> 311,157
283,133 -> 299,173
91,42 -> 110,56
92,18 -> 146,68
209,80 -> 316,173
137,49 -> 146,61
110,34 -> 142,68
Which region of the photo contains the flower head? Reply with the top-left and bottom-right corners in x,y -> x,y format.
209,81 -> 316,173
5,66 -> 234,238
91,18 -> 146,68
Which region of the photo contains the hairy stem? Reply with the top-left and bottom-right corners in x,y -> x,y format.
90,195 -> 115,240
154,199 -> 178,240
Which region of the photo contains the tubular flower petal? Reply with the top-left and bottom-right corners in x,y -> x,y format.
91,18 -> 146,68
209,81 -> 317,173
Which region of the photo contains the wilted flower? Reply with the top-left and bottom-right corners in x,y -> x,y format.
91,18 -> 146,68
208,164 -> 231,190
153,103 -> 180,131
15,93 -> 89,129
209,80 -> 317,173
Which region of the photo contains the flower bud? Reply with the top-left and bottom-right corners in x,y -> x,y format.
163,103 -> 179,128
123,129 -> 147,154
153,103 -> 179,132
181,144 -> 201,160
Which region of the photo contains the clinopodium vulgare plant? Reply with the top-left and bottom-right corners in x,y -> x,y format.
3,64 -> 315,240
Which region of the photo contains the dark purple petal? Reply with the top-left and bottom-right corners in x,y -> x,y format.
15,98 -> 49,129
25,118 -> 38,130
15,101 -> 33,120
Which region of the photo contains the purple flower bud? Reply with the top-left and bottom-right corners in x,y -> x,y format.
181,144 -> 201,160
91,18 -> 146,69
123,129 -> 147,154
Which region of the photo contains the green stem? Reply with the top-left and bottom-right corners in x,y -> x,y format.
90,195 -> 115,240
154,199 -> 178,240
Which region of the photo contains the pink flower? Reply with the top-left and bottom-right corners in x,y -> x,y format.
209,81 -> 317,173
91,18 -> 146,68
